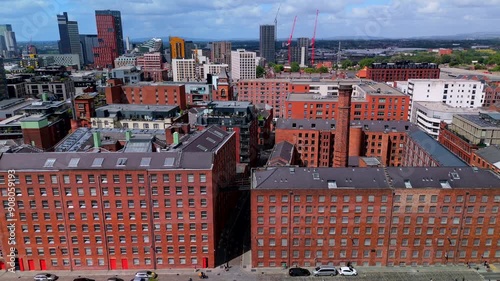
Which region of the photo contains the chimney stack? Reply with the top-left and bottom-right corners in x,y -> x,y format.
333,84 -> 352,167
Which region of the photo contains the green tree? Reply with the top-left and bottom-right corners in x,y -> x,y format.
273,64 -> 284,73
256,65 -> 265,78
439,55 -> 452,64
318,66 -> 329,73
290,62 -> 300,72
358,58 -> 375,69
341,59 -> 353,69
304,68 -> 316,73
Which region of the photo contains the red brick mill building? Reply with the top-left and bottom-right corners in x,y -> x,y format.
0,126 -> 238,271
251,166 -> 500,268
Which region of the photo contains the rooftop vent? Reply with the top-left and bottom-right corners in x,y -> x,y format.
450,172 -> 460,180
289,167 -> 295,174
312,173 -> 320,180
404,179 -> 412,188
327,180 -> 337,189
440,180 -> 451,189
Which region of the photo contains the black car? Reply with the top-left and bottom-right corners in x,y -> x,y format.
73,278 -> 95,281
289,267 -> 311,277
107,278 -> 124,281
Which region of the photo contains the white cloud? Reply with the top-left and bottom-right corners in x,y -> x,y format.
1,0 -> 500,40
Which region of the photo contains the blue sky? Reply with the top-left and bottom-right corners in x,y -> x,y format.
1,0 -> 500,42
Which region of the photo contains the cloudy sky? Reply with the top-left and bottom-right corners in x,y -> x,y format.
2,0 -> 500,42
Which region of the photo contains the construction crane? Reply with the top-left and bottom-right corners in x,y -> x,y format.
311,9 -> 319,65
287,15 -> 297,65
274,3 -> 281,42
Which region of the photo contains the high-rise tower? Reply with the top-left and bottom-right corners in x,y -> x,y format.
93,10 -> 124,68
57,12 -> 83,64
259,25 -> 276,64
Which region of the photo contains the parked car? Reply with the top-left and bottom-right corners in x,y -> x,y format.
313,266 -> 338,276
34,273 -> 58,281
338,267 -> 358,276
73,278 -> 95,281
135,271 -> 158,281
131,278 -> 148,281
289,267 -> 311,276
107,278 -> 124,281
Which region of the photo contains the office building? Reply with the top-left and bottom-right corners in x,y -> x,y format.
57,13 -> 83,65
202,63 -> 228,80
211,41 -> 231,65
366,62 -> 440,82
38,54 -> 81,70
230,49 -> 256,81
251,166 -> 500,267
440,113 -> 500,163
410,101 -> 483,139
0,24 -> 18,58
79,35 -> 99,65
259,25 -> 275,64
0,126 -> 238,270
170,37 -> 185,59
93,10 -> 124,68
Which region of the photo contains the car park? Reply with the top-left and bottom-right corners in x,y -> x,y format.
34,274 -> 58,281
289,267 -> 311,276
313,266 -> 338,276
338,267 -> 358,276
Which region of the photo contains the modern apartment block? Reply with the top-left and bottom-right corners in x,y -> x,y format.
91,104 -> 180,130
366,62 -> 440,82
93,10 -> 124,68
137,52 -> 167,82
171,59 -> 197,82
170,37 -> 186,60
210,41 -> 231,65
285,82 -> 409,121
195,101 -> 258,166
0,125 -> 238,271
259,25 -> 276,64
0,57 -> 6,100
25,77 -> 75,101
251,166 -> 500,267
230,49 -> 256,81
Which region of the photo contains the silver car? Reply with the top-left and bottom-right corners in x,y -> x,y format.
312,266 -> 338,276
34,274 -> 58,281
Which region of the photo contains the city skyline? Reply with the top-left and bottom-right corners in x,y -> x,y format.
1,0 -> 500,42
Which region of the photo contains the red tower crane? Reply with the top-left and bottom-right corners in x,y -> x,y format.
311,10 -> 319,65
287,15 -> 297,65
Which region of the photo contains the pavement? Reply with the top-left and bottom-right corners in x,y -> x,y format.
1,263 -> 498,281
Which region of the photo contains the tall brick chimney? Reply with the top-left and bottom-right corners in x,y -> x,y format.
334,84 -> 352,167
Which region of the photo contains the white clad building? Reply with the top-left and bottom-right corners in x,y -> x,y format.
405,79 -> 485,122
172,59 -> 197,82
230,49 -> 256,81
411,101 -> 484,138
202,63 -> 228,80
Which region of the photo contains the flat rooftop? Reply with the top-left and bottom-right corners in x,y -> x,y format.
276,119 -> 416,132
96,104 -> 178,113
209,101 -> 253,109
356,82 -> 406,96
408,78 -> 482,83
414,101 -> 485,114
457,114 -> 500,128
253,167 -> 500,190
0,99 -> 39,112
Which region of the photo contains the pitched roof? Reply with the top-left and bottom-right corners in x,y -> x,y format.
475,145 -> 500,168
407,130 -> 468,167
267,141 -> 295,166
